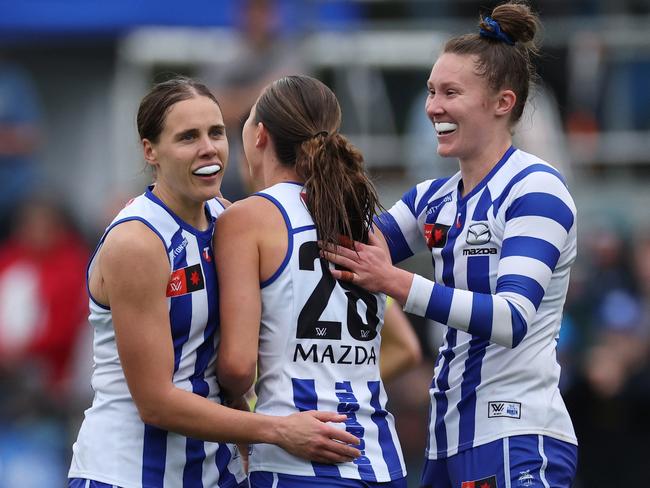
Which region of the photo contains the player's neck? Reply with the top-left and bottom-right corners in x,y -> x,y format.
458,137 -> 512,197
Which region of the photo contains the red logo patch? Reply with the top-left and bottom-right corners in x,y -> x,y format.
166,264 -> 205,297
460,475 -> 497,488
424,223 -> 450,249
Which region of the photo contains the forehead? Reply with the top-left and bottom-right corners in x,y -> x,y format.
162,95 -> 223,131
428,53 -> 483,86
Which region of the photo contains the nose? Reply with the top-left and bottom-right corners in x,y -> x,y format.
425,93 -> 443,121
198,134 -> 217,158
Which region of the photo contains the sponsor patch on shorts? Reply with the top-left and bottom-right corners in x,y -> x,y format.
488,401 -> 521,419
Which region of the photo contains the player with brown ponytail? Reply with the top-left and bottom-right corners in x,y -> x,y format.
215,75 -> 407,487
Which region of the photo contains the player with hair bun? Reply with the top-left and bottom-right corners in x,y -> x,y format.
321,2 -> 579,487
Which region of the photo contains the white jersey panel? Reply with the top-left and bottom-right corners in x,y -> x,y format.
378,147 -> 577,459
69,189 -> 245,488
248,182 -> 406,482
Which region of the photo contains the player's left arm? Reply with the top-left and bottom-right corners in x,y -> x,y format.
323,170 -> 576,349
404,170 -> 577,347
214,199 -> 261,401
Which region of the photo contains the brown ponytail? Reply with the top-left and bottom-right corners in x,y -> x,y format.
444,1 -> 541,124
254,75 -> 382,245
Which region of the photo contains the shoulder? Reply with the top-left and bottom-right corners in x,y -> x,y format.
215,195 -> 283,235
400,175 -> 457,217
101,220 -> 168,273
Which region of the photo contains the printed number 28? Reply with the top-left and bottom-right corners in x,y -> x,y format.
296,241 -> 379,341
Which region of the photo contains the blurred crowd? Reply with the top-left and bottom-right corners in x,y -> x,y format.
1,0 -> 649,486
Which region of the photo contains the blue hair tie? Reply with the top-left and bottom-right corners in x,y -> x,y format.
479,16 -> 515,46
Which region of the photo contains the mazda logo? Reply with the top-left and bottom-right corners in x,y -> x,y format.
466,222 -> 491,245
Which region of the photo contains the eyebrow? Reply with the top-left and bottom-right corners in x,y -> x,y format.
174,124 -> 226,139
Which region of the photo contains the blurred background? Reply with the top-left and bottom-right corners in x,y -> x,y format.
0,0 -> 649,486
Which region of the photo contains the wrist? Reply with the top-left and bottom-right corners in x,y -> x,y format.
403,274 -> 434,316
383,267 -> 414,305
260,414 -> 283,446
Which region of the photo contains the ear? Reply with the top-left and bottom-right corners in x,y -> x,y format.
255,122 -> 268,148
142,139 -> 157,168
495,89 -> 517,117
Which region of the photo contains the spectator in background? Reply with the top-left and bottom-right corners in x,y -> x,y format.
199,0 -> 307,201
0,196 -> 89,487
0,196 -> 89,405
565,227 -> 650,487
0,56 -> 43,238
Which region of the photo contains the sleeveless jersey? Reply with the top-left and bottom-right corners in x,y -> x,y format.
248,182 -> 406,482
376,147 -> 578,459
69,187 -> 246,488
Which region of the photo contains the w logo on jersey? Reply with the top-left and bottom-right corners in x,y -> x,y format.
424,223 -> 450,249
166,264 -> 205,297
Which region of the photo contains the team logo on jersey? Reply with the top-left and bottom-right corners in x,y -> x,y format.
466,222 -> 491,245
517,470 -> 535,487
461,475 -> 497,488
166,264 -> 204,297
488,401 -> 521,419
424,223 -> 450,249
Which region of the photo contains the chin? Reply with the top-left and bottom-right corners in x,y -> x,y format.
436,145 -> 455,159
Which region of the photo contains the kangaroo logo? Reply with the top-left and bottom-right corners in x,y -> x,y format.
466,222 -> 491,245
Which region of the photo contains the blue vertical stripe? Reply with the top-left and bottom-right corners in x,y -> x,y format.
429,197 -> 465,457
458,254 -> 492,450
432,328 -> 457,456
142,424 -> 167,487
183,438 -> 206,487
184,231 -> 218,487
169,229 -> 192,373
368,381 -> 403,480
291,378 -> 340,477
215,443 -> 238,487
142,225 -> 182,485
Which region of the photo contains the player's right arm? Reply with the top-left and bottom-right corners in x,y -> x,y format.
95,220 -> 360,463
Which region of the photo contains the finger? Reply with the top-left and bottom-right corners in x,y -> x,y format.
322,440 -> 361,459
324,426 -> 360,446
313,446 -> 359,464
320,250 -> 357,270
339,270 -> 354,283
310,411 -> 347,423
337,235 -> 355,250
319,240 -> 362,261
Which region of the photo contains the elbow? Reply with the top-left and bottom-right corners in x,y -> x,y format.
135,398 -> 169,428
507,303 -> 528,349
217,356 -> 256,398
405,341 -> 423,367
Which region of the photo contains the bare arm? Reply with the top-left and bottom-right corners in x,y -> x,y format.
215,200 -> 262,400
380,301 -> 422,382
100,221 -> 359,462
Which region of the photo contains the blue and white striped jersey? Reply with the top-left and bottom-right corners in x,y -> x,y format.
376,147 -> 578,459
249,182 -> 406,482
69,187 -> 246,488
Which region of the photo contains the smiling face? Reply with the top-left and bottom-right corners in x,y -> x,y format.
143,94 -> 228,207
425,52 -> 507,164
